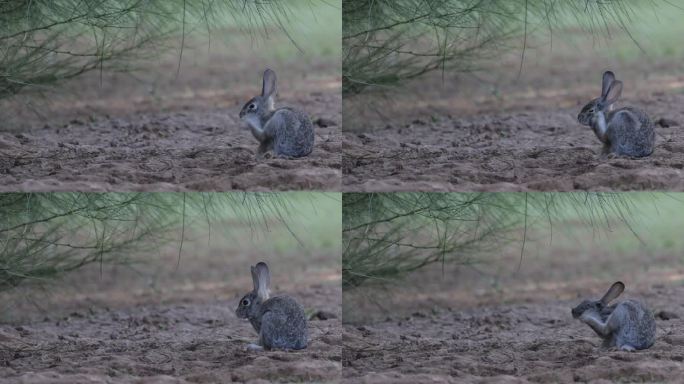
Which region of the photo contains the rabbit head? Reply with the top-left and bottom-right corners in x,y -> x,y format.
578,71 -> 623,126
572,281 -> 624,319
239,69 -> 277,125
235,262 -> 271,320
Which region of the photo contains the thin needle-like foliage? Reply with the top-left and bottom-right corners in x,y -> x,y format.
343,0 -> 657,96
0,0 -> 309,99
342,192 -> 651,289
0,192 -> 298,291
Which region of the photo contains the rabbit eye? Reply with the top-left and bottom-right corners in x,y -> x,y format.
241,299 -> 250,306
248,103 -> 257,110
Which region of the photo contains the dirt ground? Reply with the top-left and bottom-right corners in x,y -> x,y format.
343,37 -> 684,191
0,38 -> 341,192
342,223 -> 684,383
0,227 -> 341,383
343,285 -> 684,384
0,287 -> 340,384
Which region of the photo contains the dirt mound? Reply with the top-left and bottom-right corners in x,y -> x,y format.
343,285 -> 684,383
343,93 -> 684,191
0,286 -> 341,384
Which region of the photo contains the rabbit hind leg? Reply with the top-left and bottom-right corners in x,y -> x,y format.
259,311 -> 289,350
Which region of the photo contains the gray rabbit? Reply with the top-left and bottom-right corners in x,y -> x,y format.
577,71 -> 654,157
571,281 -> 655,351
235,262 -> 308,350
239,69 -> 314,158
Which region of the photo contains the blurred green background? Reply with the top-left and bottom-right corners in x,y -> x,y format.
182,192 -> 342,254
223,0 -> 342,60
530,193 -> 684,258
529,0 -> 684,62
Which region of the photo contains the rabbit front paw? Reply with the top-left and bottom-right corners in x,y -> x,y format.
600,152 -> 618,160
579,311 -> 594,323
246,343 -> 264,351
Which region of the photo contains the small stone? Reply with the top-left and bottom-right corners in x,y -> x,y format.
656,118 -> 678,128
314,117 -> 336,127
310,310 -> 337,321
656,310 -> 679,320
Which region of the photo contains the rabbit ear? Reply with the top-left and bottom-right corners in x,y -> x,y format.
600,281 -> 625,304
601,71 -> 616,98
253,262 -> 271,300
250,265 -> 259,292
261,69 -> 277,98
604,80 -> 623,106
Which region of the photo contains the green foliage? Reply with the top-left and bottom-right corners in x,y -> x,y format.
342,0 -> 656,96
342,192 -> 661,289
247,0 -> 341,61
552,0 -> 684,61
0,0 -> 307,98
0,192 -> 298,290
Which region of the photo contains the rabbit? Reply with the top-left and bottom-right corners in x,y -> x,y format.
577,70 -> 655,158
238,69 -> 314,158
571,281 -> 656,351
235,262 -> 308,350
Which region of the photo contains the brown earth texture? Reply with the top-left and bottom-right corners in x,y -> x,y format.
344,285 -> 684,384
0,286 -> 341,384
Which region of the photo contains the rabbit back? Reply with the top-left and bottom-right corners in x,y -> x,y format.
607,107 -> 655,157
258,295 -> 308,350
266,108 -> 314,158
607,299 -> 656,350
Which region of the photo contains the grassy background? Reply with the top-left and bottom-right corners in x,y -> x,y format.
526,0 -> 684,61
180,191 -> 342,255
530,193 -> 684,257
186,0 -> 341,62
230,0 -> 341,60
